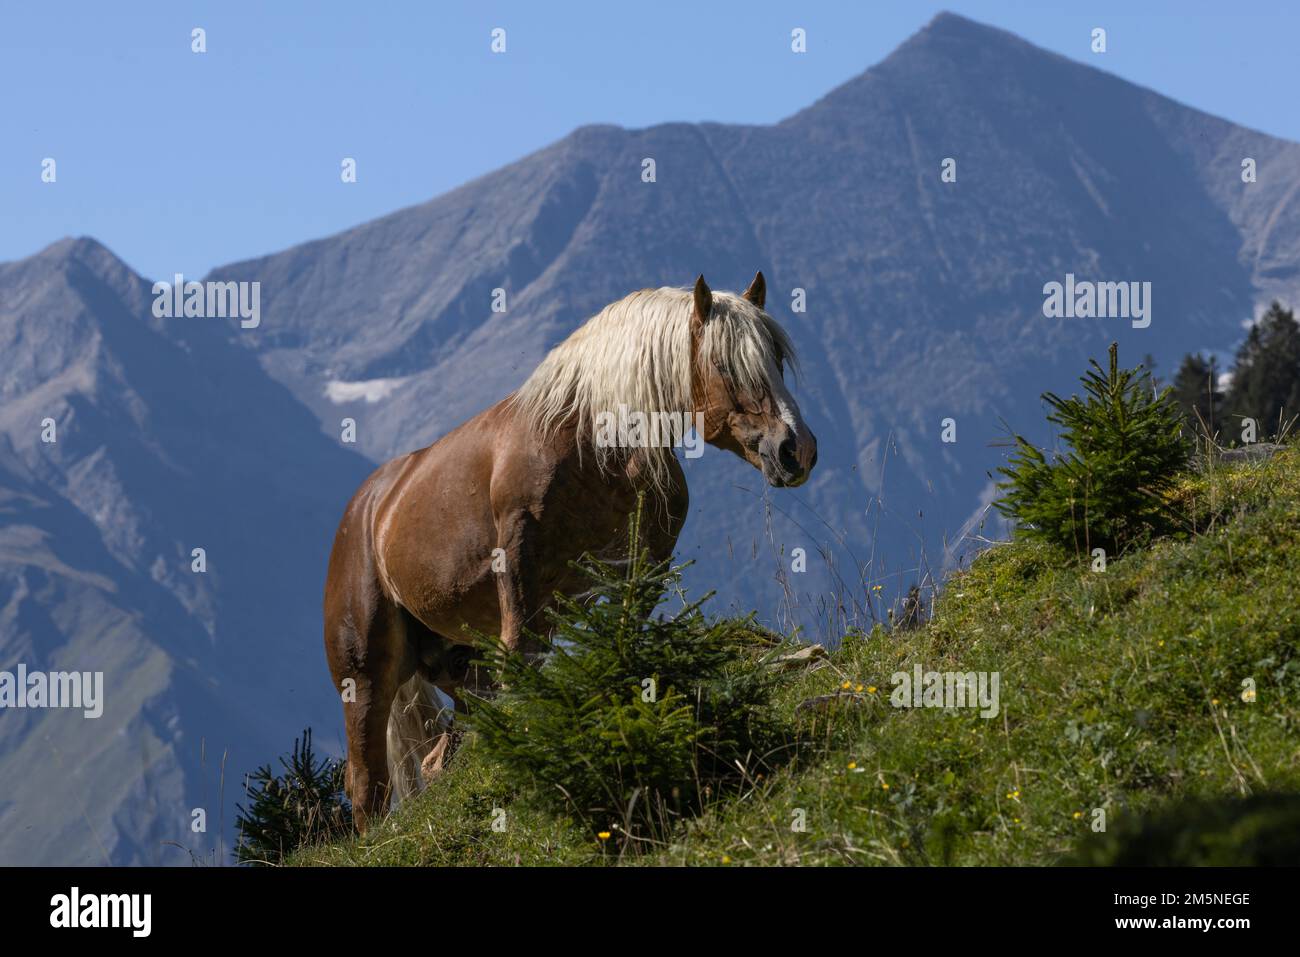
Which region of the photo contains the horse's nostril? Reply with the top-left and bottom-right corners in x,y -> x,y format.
778,437 -> 800,474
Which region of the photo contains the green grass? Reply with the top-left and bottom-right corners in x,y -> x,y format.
288,447 -> 1300,866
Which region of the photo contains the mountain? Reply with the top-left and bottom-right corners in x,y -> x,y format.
4,12 -> 1300,863
206,11 -> 1300,625
0,238 -> 371,864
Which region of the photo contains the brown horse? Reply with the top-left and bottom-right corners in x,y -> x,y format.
323,272 -> 818,829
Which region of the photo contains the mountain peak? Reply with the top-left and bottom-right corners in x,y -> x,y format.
920,10 -> 1008,36
885,9 -> 1041,66
789,11 -> 1076,121
34,235 -> 113,262
23,235 -> 137,281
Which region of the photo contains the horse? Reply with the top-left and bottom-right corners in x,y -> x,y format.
323,272 -> 818,829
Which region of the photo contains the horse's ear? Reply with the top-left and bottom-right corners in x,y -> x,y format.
692,275 -> 713,324
742,270 -> 766,310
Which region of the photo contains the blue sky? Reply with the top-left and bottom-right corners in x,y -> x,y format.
3,1 -> 1296,281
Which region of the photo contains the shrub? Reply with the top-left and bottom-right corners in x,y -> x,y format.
1066,794 -> 1300,865
467,507 -> 790,850
235,728 -> 352,865
995,342 -> 1187,555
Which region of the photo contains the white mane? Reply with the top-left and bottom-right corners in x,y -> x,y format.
510,285 -> 796,490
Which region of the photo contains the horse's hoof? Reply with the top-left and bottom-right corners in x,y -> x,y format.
420,751 -> 443,782
420,735 -> 455,782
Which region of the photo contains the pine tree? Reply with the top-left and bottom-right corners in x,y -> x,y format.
1225,301 -> 1300,439
235,728 -> 352,865
1171,352 -> 1224,439
467,504 -> 788,847
995,343 -> 1188,555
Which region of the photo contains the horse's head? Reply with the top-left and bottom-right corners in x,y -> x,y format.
691,273 -> 818,488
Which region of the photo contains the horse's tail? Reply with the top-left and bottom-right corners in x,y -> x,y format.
385,674 -> 452,808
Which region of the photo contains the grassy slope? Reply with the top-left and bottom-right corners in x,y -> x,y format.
290,448 -> 1300,866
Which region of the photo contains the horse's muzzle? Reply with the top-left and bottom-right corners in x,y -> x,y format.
763,430 -> 818,488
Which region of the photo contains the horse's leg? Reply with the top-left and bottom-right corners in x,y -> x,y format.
419,629 -> 504,779
345,658 -> 401,829
326,583 -> 412,832
492,507 -> 542,656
